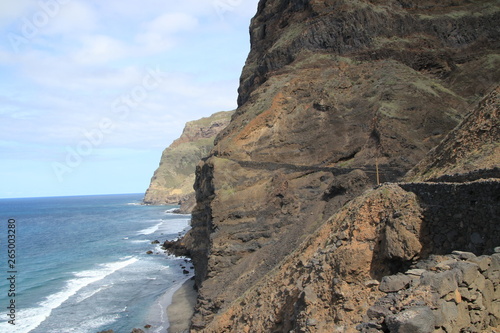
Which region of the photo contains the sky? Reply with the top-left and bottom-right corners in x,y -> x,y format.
0,0 -> 260,198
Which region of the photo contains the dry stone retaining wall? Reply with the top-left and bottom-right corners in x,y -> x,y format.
359,249 -> 500,333
399,180 -> 500,256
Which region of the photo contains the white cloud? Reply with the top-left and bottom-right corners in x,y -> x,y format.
95,0 -> 214,19
72,34 -> 130,65
147,12 -> 198,34
44,1 -> 98,35
10,46 -> 143,92
0,1 -> 32,22
0,0 -> 260,197
135,12 -> 198,54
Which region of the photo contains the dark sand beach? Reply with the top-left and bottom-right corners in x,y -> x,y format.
166,278 -> 197,333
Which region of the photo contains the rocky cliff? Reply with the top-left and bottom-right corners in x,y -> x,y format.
187,87 -> 500,333
143,111 -> 233,206
179,0 -> 500,331
406,86 -> 500,182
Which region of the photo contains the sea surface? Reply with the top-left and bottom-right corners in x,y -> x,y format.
0,193 -> 192,333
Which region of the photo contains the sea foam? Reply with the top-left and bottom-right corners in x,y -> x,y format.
0,257 -> 138,333
137,221 -> 163,235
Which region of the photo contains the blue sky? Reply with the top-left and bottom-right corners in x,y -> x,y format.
0,0 -> 259,198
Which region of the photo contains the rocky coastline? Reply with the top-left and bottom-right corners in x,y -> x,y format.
144,0 -> 499,332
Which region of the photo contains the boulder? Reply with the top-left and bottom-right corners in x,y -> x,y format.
385,306 -> 435,333
367,305 -> 392,320
420,270 -> 461,297
379,274 -> 412,293
452,251 -> 477,261
450,261 -> 480,286
469,256 -> 491,272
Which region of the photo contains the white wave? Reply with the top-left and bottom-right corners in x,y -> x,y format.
155,244 -> 168,254
126,202 -> 142,206
50,313 -> 120,333
74,284 -> 111,304
165,218 -> 191,223
146,276 -> 193,333
137,221 -> 163,235
0,257 -> 138,333
129,239 -> 150,244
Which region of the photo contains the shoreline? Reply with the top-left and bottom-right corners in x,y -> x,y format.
145,275 -> 195,333
165,277 -> 197,333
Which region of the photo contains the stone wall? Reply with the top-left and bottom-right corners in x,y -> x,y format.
360,249 -> 500,333
399,180 -> 500,256
356,179 -> 500,332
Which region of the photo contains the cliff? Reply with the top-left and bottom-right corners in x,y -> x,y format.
192,88 -> 499,332
194,180 -> 500,332
143,111 -> 233,206
406,86 -> 500,182
177,0 -> 500,331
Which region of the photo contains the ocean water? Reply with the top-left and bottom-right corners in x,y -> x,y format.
0,194 -> 192,333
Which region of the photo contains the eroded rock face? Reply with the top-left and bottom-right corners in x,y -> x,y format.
406,86 -> 500,182
192,184 -> 426,332
238,0 -> 500,107
184,0 -> 500,330
143,111 -> 233,206
193,179 -> 500,332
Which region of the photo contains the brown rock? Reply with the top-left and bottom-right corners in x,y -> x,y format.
174,0 -> 500,331
385,306 -> 435,333
143,111 -> 233,207
406,86 -> 500,182
421,270 -> 460,298
379,274 -> 413,293
454,289 -> 462,304
451,261 -> 480,286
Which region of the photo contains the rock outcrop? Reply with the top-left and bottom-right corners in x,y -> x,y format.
180,87 -> 500,331
143,111 -> 233,206
192,178 -> 500,332
163,0 -> 500,331
406,86 -> 500,182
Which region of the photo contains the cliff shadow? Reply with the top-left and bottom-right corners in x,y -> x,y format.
369,180 -> 500,280
400,180 -> 500,258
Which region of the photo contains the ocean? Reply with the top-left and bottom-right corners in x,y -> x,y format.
0,193 -> 192,333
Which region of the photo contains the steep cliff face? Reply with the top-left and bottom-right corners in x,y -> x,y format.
406,86 -> 500,182
194,87 -> 500,333
184,0 -> 500,330
143,111 -> 233,206
238,0 -> 500,107
197,181 -> 500,333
